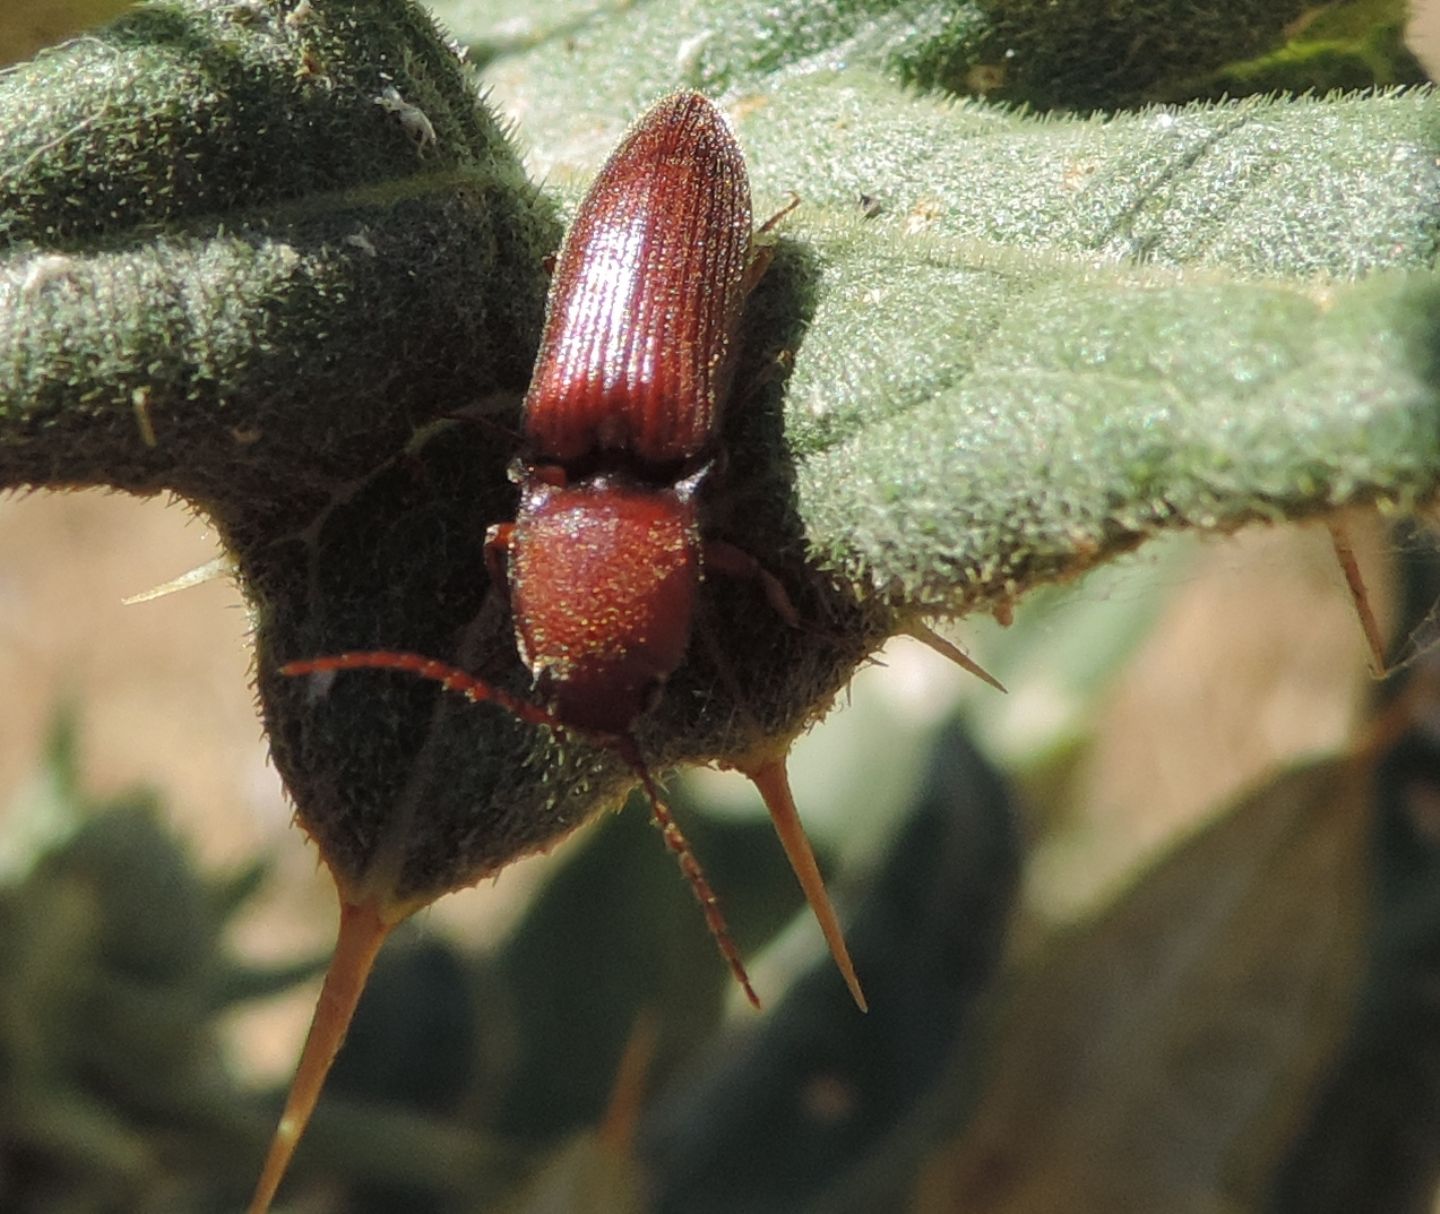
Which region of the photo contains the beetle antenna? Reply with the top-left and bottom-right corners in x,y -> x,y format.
280,652 -> 564,731
248,898 -> 391,1214
740,756 -> 868,1012
616,738 -> 761,1009
280,654 -> 761,1007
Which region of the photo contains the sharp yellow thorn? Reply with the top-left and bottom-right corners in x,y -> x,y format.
247,897 -> 392,1214
743,757 -> 867,1012
902,620 -> 1006,693
1326,519 -> 1388,676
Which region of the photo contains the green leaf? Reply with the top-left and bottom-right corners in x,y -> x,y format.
1268,552 -> 1440,1213
0,0 -> 552,516
711,75 -> 1440,617
0,741 -> 317,1207
494,796 -> 805,1138
0,0 -> 565,907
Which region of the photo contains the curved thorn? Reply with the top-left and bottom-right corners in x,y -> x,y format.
743,756 -> 867,1012
248,898 -> 392,1214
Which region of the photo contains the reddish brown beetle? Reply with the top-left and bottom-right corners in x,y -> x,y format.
248,92 -> 865,1214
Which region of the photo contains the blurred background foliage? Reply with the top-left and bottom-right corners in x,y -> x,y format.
2,0 -> 1439,1211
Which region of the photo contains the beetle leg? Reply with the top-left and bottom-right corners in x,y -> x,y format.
703,539 -> 800,627
485,521 -> 515,592
740,243 -> 773,296
755,193 -> 801,236
435,397 -> 523,442
741,195 -> 801,294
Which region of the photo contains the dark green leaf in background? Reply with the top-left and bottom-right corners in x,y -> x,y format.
913,753 -> 1373,1214
0,719 -> 314,1212
641,723 -> 1021,1214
